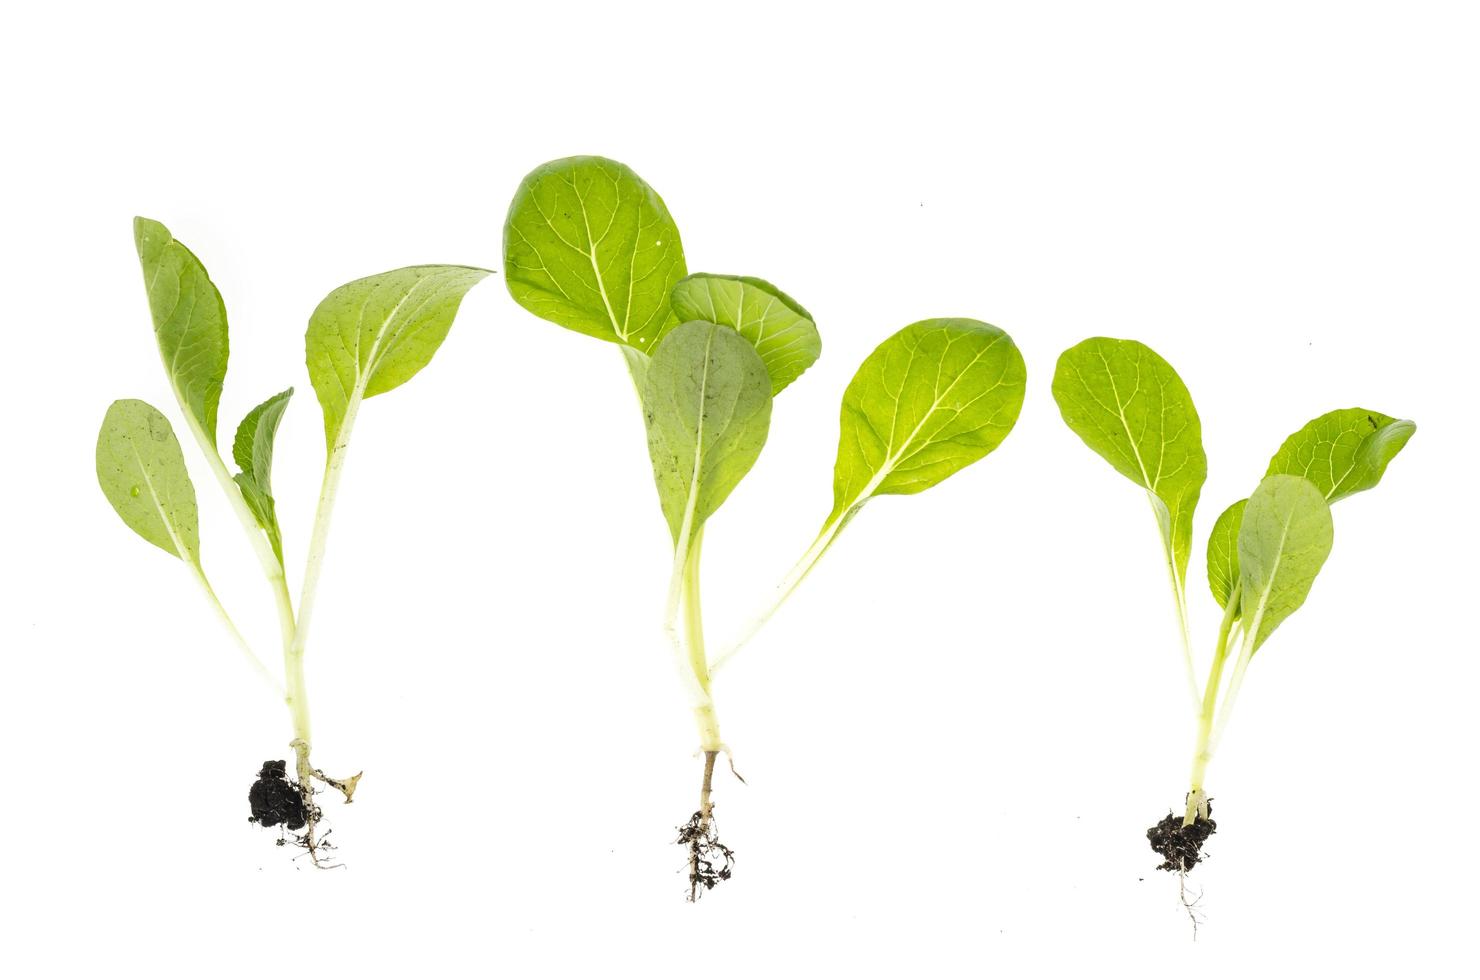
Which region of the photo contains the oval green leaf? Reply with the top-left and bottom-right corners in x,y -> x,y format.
1266,407 -> 1415,502
1209,407 -> 1415,610
1207,498 -> 1248,611
670,274 -> 821,395
1238,474 -> 1334,654
232,388 -> 293,564
134,217 -> 229,446
96,399 -> 200,565
830,318 -> 1026,523
504,156 -> 687,353
1051,337 -> 1207,588
643,321 -> 773,548
306,265 -> 491,449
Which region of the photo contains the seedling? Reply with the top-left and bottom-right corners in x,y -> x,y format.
96,218 -> 489,862
1051,337 -> 1414,881
505,156 -> 1027,898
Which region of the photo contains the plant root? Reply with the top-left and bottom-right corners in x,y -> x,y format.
677,750 -> 734,901
312,767 -> 362,804
248,746 -> 361,868
1147,799 -> 1217,873
1177,869 -> 1207,939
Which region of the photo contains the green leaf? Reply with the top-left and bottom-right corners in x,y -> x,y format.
1207,498 -> 1248,611
1238,475 -> 1334,653
829,318 -> 1026,523
1207,407 -> 1415,610
1266,408 -> 1416,502
670,274 -> 821,395
504,156 -> 687,353
306,265 -> 491,450
642,321 -> 773,548
1051,337 -> 1207,590
96,399 -> 200,564
133,217 -> 230,446
621,345 -> 651,394
231,388 -> 293,564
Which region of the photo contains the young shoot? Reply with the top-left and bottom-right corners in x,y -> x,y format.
1052,337 -> 1415,879
96,218 -> 489,863
505,156 -> 1027,897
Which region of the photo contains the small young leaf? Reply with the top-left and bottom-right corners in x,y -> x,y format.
1266,408 -> 1415,502
133,217 -> 230,446
1207,498 -> 1248,610
830,319 -> 1026,523
306,265 -> 491,449
670,274 -> 821,395
231,388 -> 293,564
1238,475 -> 1334,654
96,399 -> 200,564
504,156 -> 687,352
1208,407 -> 1415,610
1052,338 -> 1207,589
643,321 -> 773,547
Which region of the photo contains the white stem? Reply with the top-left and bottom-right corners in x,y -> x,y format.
708,507 -> 852,675
1183,583 -> 1241,825
292,401 -> 360,664
1149,491 -> 1201,715
284,397 -> 361,755
679,530 -> 723,752
174,402 -> 297,637
1209,626 -> 1254,757
189,563 -> 284,698
169,390 -> 301,720
664,527 -> 713,711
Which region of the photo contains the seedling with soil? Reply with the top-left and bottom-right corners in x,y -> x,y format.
96,218 -> 488,862
1051,337 -> 1414,882
505,156 -> 1027,898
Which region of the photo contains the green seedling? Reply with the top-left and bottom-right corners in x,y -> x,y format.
505,156 -> 1027,898
97,218 -> 489,862
1052,337 -> 1414,879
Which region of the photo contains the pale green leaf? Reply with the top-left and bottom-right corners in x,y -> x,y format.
1207,498 -> 1248,611
621,345 -> 651,394
306,265 -> 491,449
830,319 -> 1026,523
1266,408 -> 1415,502
133,217 -> 230,445
670,274 -> 821,395
1051,338 -> 1207,588
231,388 -> 293,564
504,156 -> 687,352
96,399 -> 200,564
1208,407 -> 1415,610
1238,475 -> 1334,653
643,321 -> 773,547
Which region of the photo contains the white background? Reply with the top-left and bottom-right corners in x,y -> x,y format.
3,1 -> 1476,975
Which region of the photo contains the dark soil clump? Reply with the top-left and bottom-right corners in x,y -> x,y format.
248,760 -> 308,831
1147,805 -> 1216,872
677,807 -> 733,899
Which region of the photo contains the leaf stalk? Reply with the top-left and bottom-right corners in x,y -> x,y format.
1184,583 -> 1242,825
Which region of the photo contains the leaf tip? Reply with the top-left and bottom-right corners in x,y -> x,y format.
133,215 -> 168,254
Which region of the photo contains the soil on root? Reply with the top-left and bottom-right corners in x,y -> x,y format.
248,760 -> 308,831
677,805 -> 734,899
1147,805 -> 1216,872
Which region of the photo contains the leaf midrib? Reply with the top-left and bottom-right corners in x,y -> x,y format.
667,327 -> 720,552
569,174 -> 628,343
858,332 -> 1006,504
130,445 -> 191,563
1245,506 -> 1295,648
